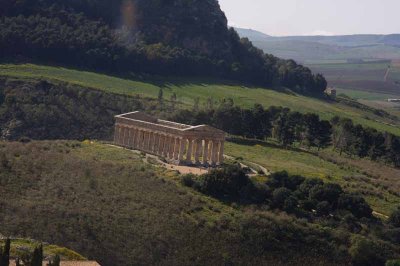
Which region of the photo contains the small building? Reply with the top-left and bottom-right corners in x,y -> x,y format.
114,111 -> 226,166
388,99 -> 400,103
325,88 -> 337,98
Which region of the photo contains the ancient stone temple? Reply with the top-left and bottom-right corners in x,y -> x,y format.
114,112 -> 225,166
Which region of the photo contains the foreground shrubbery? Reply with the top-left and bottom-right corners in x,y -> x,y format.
182,164 -> 400,265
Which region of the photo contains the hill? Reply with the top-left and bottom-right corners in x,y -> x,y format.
2,140 -> 400,265
0,140 -> 361,266
236,28 -> 400,62
0,0 -> 326,95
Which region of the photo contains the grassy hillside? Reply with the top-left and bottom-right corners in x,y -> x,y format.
1,64 -> 399,135
0,140 -> 357,266
225,139 -> 400,215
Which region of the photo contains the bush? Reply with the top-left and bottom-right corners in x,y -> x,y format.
338,194 -> 373,219
181,174 -> 196,187
349,237 -> 386,266
386,260 -> 400,266
316,201 -> 331,217
199,164 -> 250,200
389,207 -> 400,228
272,188 -> 292,209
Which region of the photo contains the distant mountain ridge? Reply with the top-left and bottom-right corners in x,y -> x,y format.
236,28 -> 400,62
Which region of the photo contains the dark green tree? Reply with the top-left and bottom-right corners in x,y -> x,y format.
389,207 -> 400,228
0,238 -> 11,266
30,245 -> 43,266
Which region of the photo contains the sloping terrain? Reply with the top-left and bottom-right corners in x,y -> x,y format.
0,140 -> 353,266
1,64 -> 399,135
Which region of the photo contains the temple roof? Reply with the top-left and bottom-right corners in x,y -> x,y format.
115,112 -> 225,135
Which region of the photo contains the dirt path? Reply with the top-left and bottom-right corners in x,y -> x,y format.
107,144 -> 270,176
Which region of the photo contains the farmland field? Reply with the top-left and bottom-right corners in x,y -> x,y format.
307,60 -> 400,96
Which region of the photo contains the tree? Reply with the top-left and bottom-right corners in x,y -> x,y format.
338,193 -> 373,219
331,117 -> 354,155
48,255 -> 61,266
31,245 -> 43,266
272,187 -> 292,209
316,120 -> 332,150
170,93 -> 177,110
349,237 -> 385,266
0,238 -> 11,266
157,88 -> 164,106
389,207 -> 400,228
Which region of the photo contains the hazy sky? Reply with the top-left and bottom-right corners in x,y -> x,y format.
218,0 -> 400,36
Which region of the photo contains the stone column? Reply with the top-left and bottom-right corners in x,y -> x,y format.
218,140 -> 224,164
168,136 -> 175,159
163,136 -> 171,157
144,131 -> 151,151
122,127 -> 129,147
211,140 -> 219,166
173,137 -> 180,160
154,133 -> 160,154
158,135 -> 165,156
148,132 -> 155,153
203,140 -> 209,165
137,130 -> 144,150
132,128 -> 138,149
178,138 -> 186,162
194,139 -> 202,164
186,138 -> 193,163
126,128 -> 132,148
114,125 -> 120,144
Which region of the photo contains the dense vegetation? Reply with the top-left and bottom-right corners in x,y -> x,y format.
0,141 -> 362,266
181,164 -> 400,266
171,102 -> 400,168
0,0 -> 327,94
0,78 -> 157,140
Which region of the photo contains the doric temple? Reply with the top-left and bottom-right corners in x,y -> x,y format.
114,112 -> 225,166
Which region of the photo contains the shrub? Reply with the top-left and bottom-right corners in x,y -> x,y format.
309,183 -> 343,208
349,237 -> 385,266
199,164 -> 250,200
389,207 -> 400,228
181,174 -> 196,187
386,260 -> 400,266
338,194 -> 373,219
272,188 -> 292,209
316,201 -> 331,217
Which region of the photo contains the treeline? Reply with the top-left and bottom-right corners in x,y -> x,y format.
170,100 -> 400,167
0,0 -> 327,94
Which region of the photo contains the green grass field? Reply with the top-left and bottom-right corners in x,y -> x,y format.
225,139 -> 400,215
1,64 -> 399,135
